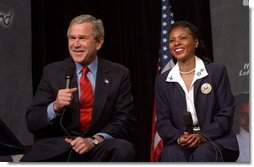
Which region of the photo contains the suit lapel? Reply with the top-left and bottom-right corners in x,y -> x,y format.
90,59 -> 111,128
193,78 -> 205,123
194,79 -> 202,99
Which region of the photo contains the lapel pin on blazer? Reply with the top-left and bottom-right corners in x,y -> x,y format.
104,79 -> 109,84
201,83 -> 212,94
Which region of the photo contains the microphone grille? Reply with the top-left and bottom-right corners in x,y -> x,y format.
182,111 -> 193,126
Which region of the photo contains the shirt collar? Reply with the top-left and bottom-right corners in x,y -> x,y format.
166,56 -> 208,82
75,56 -> 98,77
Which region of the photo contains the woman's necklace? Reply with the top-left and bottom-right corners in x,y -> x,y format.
179,68 -> 195,75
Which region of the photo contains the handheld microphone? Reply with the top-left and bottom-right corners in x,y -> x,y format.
61,66 -> 75,138
65,67 -> 74,88
182,111 -> 194,133
63,66 -> 75,161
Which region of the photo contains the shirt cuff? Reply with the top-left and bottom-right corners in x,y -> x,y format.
96,133 -> 113,140
177,137 -> 181,144
47,102 -> 56,120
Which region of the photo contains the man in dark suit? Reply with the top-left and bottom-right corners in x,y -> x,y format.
21,14 -> 136,162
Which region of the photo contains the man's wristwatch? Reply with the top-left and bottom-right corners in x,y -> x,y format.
90,136 -> 99,146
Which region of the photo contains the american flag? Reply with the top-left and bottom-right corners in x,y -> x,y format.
150,0 -> 174,162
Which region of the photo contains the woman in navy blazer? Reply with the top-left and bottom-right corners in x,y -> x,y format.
155,21 -> 239,162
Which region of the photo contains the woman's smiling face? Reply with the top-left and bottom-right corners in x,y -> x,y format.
169,26 -> 198,62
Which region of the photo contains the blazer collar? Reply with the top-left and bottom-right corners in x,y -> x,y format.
166,56 -> 208,83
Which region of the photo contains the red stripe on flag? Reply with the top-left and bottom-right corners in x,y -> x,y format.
150,99 -> 163,162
